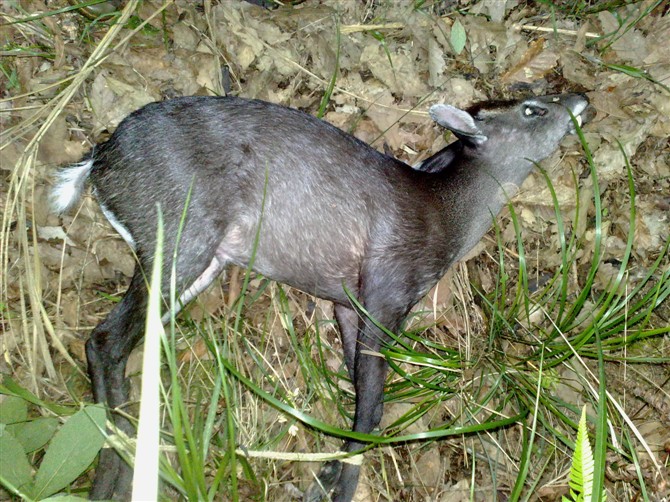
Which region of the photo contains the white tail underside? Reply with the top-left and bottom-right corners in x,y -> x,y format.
50,158 -> 94,214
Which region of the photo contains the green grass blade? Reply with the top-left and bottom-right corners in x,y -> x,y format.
131,206 -> 164,501
509,347 -> 545,500
592,328 -> 607,502
317,16 -> 340,118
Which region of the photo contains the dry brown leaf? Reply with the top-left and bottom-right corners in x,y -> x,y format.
360,44 -> 428,98
501,38 -> 558,84
89,71 -> 157,132
598,10 -> 649,63
463,15 -> 521,74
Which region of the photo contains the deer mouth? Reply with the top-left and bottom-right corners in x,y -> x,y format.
569,99 -> 595,134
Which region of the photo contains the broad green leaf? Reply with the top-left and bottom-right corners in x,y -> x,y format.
0,428 -> 34,498
8,417 -> 59,453
450,19 -> 467,55
0,395 -> 28,424
32,405 -> 107,499
0,377 -> 72,416
41,495 -> 90,501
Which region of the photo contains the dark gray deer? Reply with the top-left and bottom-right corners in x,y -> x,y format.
52,93 -> 590,501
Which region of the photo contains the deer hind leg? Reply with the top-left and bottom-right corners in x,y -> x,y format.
87,268 -> 148,500
88,239 -> 229,499
334,303 -> 360,381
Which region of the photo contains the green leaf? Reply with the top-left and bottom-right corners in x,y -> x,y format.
41,495 -> 90,501
565,406 -> 606,502
8,417 -> 59,453
0,377 -> 73,416
0,428 -> 34,498
32,404 -> 107,499
0,395 -> 28,424
450,19 -> 467,55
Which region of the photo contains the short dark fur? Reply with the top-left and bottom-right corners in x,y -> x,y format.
53,93 -> 589,501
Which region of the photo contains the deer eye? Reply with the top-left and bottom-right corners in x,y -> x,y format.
523,105 -> 548,117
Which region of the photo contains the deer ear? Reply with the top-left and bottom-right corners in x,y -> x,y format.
429,104 -> 488,144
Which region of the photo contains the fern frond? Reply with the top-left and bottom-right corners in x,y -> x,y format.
562,406 -> 607,502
